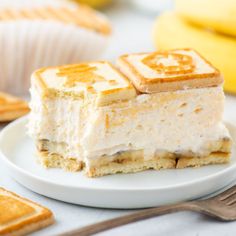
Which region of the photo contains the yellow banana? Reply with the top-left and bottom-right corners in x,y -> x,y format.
153,12 -> 236,94
175,0 -> 236,37
70,0 -> 112,8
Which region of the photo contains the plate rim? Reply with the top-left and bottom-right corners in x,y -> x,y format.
0,116 -> 235,192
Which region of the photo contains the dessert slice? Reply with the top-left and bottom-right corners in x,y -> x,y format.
28,61 -> 136,171
0,187 -> 54,236
82,49 -> 231,177
28,49 -> 232,177
0,92 -> 29,122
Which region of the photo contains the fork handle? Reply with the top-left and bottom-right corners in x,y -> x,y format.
59,202 -> 199,236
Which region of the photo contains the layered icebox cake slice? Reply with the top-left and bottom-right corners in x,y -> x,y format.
29,49 -> 232,177
28,61 -> 136,172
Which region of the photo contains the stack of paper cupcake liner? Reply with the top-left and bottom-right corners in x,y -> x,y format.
0,0 -> 110,95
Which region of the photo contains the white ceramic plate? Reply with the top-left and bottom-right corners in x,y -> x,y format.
0,117 -> 236,209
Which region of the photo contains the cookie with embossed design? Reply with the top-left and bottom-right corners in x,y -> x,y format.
117,49 -> 223,93
28,61 -> 136,172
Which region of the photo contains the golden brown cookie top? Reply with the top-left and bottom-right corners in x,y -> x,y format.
117,49 -> 223,93
33,61 -> 136,106
0,187 -> 54,235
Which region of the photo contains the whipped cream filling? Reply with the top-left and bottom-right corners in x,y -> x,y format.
28,85 -> 86,160
82,86 -> 229,159
29,85 -> 230,162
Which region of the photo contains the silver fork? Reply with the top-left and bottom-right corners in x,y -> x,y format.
59,185 -> 236,236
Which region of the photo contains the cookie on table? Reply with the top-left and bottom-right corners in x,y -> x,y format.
0,187 -> 54,236
0,92 -> 30,122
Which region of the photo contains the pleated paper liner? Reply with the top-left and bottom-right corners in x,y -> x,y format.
0,5 -> 110,95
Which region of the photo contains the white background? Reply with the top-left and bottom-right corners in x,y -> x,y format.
1,1 -> 236,235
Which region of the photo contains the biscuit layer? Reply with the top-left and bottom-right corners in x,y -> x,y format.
36,147 -> 231,178
36,138 -> 231,177
38,151 -> 83,172
117,49 -> 223,93
87,152 -> 230,177
33,61 -> 136,106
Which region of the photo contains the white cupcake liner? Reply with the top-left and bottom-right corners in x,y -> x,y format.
0,19 -> 110,95
0,0 -> 76,9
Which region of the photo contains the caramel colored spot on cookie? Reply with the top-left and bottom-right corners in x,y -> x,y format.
179,102 -> 187,108
194,107 -> 203,114
105,114 -> 110,130
0,195 -> 35,225
142,52 -> 195,75
57,64 -> 105,88
108,80 -> 118,85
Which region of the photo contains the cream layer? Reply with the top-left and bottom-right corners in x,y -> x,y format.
28,86 -> 230,162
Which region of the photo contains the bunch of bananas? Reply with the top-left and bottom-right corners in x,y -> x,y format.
153,0 -> 236,94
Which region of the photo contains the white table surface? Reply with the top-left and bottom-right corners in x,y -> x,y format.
1,1 -> 236,235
